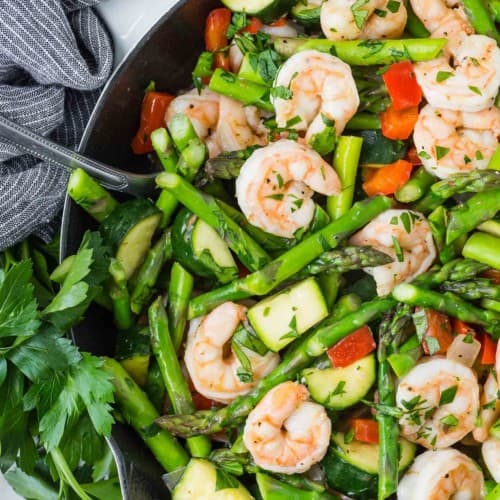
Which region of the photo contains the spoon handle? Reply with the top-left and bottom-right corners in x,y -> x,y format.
0,114 -> 156,196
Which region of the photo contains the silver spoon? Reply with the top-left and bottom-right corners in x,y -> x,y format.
0,114 -> 158,197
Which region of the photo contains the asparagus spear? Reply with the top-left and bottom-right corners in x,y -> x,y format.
318,272 -> 341,310
168,262 -> 194,351
109,259 -> 133,331
327,136 -> 363,220
413,170 -> 500,214
152,128 -> 179,227
478,219 -> 500,237
168,113 -> 198,152
149,298 -> 211,457
462,232 -> 500,270
440,279 -> 500,300
461,0 -> 500,42
446,189 -> 500,245
156,297 -> 395,436
395,167 -> 436,203
404,0 -> 430,37
209,70 -> 274,111
130,230 -> 172,315
428,206 -> 458,264
67,168 -> 119,222
157,172 -> 271,272
101,357 -> 189,471
295,246 -> 392,278
413,258 -> 490,288
273,38 -> 447,65
187,196 -> 394,318
377,305 -> 413,500
345,113 -> 381,130
204,147 -> 258,181
392,284 -> 500,337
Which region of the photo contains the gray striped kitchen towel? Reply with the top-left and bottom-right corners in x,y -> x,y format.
0,0 -> 113,250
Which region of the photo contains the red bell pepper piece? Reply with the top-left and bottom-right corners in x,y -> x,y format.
352,419 -> 379,444
244,17 -> 263,34
482,269 -> 500,285
327,325 -> 376,368
382,61 -> 422,110
205,8 -> 232,71
420,309 -> 454,355
269,17 -> 287,27
131,91 -> 174,155
381,105 -> 419,140
405,145 -> 422,166
362,159 -> 413,197
479,332 -> 497,365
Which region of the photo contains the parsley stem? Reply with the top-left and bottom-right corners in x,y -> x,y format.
50,447 -> 91,500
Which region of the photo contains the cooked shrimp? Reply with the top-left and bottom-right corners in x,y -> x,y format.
235,139 -> 341,238
184,302 -> 280,404
413,104 -> 500,179
349,209 -> 436,296
409,0 -> 473,39
396,357 -> 480,449
243,381 -> 331,474
414,34 -> 500,113
397,448 -> 485,500
271,50 -> 359,142
166,89 -> 267,158
475,340 -> 500,441
482,438 -> 500,482
320,0 -> 407,40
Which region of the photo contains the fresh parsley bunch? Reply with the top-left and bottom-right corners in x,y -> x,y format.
0,232 -> 118,500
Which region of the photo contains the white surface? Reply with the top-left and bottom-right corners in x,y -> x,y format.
0,472 -> 23,500
96,0 -> 179,68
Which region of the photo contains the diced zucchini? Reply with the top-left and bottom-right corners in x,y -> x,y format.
256,472 -> 336,499
301,355 -> 376,410
358,130 -> 408,166
291,2 -> 322,27
331,432 -> 416,475
220,0 -> 296,23
172,458 -> 252,499
172,208 -> 238,284
115,326 -> 151,386
100,198 -> 161,279
323,434 -> 416,499
248,277 -> 328,352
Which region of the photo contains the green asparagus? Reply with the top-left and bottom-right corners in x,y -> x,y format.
130,230 -> 172,315
345,113 -> 381,130
462,232 -> 500,270
461,0 -> 500,42
392,284 -> 500,337
67,168 -> 119,222
395,167 -> 436,203
157,173 -> 271,272
168,262 -> 194,351
109,259 -> 133,331
156,297 -> 395,436
327,136 -> 363,220
446,189 -> 500,245
188,196 -> 394,318
101,357 -> 189,471
440,279 -> 500,300
478,219 -> 500,237
149,298 -> 211,457
273,38 -> 447,65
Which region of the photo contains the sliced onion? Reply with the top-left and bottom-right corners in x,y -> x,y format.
447,334 -> 481,367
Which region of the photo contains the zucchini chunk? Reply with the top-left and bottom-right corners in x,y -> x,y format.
301,354 -> 376,410
171,208 -> 239,284
172,458 -> 252,499
291,2 -> 321,27
220,0 -> 296,23
248,277 -> 328,352
115,326 -> 151,386
323,432 -> 416,498
100,198 -> 161,279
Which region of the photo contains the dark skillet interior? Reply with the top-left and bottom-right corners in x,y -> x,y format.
61,0 -> 218,498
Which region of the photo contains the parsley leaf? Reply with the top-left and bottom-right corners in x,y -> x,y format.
271,85 -> 293,100
468,85 -> 482,95
309,117 -> 337,156
351,0 -> 370,29
436,71 -> 453,82
0,261 -> 40,339
418,150 -> 431,160
192,51 -> 214,93
226,12 -> 248,39
439,385 -> 458,406
387,0 -> 400,12
435,145 -> 450,160
392,236 -> 404,262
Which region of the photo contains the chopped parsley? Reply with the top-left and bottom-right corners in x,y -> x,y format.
439,385 -> 458,406
436,71 -> 454,82
351,0 -> 370,29
435,145 -> 450,160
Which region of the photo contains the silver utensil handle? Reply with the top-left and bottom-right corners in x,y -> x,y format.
0,113 -> 129,191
